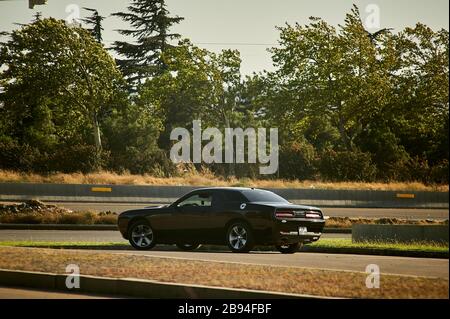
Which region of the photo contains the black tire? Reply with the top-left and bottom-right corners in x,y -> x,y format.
276,242 -> 302,254
226,222 -> 254,253
176,243 -> 201,251
128,220 -> 156,250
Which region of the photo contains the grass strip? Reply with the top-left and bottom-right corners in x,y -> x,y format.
0,246 -> 447,298
0,239 -> 448,258
306,239 -> 449,258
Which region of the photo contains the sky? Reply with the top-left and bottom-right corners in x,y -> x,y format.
0,0 -> 448,75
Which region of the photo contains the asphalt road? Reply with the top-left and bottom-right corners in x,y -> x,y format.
0,229 -> 446,279
43,202 -> 449,219
0,230 -> 350,242
0,285 -> 117,299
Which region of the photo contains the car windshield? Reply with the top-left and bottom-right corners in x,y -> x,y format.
241,190 -> 288,203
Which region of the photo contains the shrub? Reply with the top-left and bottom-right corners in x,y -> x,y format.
279,141 -> 317,179
318,149 -> 377,182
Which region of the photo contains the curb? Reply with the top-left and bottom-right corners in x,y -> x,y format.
0,268 -> 334,299
301,246 -> 449,259
323,228 -> 351,233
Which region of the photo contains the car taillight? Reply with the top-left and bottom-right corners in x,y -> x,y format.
275,211 -> 295,219
305,211 -> 322,219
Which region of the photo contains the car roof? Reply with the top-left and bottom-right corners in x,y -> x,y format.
194,187 -> 268,192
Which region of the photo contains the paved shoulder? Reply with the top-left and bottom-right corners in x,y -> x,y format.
0,285 -> 119,299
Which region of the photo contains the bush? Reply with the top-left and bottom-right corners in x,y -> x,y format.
318,149 -> 377,182
430,160 -> 449,184
0,138 -> 46,172
279,141 -> 317,179
51,144 -> 108,173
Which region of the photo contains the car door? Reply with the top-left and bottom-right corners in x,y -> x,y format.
189,192 -> 229,243
172,192 -> 213,243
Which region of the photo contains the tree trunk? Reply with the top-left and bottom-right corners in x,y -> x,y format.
224,115 -> 235,177
92,113 -> 102,151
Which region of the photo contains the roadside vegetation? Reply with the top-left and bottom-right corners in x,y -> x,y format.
0,200 -> 117,225
0,170 -> 447,192
308,239 -> 448,254
0,246 -> 447,298
0,3 -> 448,185
0,201 -> 448,227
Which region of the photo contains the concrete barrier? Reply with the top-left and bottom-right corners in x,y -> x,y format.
0,269 -> 333,299
0,223 -> 118,230
0,182 -> 448,208
352,224 -> 449,243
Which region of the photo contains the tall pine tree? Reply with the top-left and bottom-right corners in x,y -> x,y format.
82,8 -> 105,43
112,0 -> 184,89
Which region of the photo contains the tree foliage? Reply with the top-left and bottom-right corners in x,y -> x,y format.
112,0 -> 184,88
0,5 -> 447,183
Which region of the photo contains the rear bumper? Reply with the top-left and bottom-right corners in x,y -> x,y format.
272,218 -> 325,245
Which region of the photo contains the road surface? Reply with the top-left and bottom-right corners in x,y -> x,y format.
84,248 -> 449,279
39,202 -> 449,219
0,229 -> 446,279
0,285 -> 117,299
0,229 -> 349,242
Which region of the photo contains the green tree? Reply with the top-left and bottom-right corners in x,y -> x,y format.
112,0 -> 184,88
0,18 -> 125,168
82,7 -> 105,43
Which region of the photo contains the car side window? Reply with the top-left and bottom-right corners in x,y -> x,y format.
177,193 -> 212,207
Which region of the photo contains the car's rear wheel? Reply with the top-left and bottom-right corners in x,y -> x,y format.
176,243 -> 201,251
276,242 -> 301,254
226,222 -> 254,253
128,220 -> 156,250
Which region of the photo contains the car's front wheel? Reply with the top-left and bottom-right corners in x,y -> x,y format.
176,243 -> 201,251
128,220 -> 156,250
226,222 -> 254,253
276,243 -> 302,254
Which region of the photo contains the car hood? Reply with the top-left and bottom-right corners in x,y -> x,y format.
119,204 -> 170,217
144,204 -> 169,209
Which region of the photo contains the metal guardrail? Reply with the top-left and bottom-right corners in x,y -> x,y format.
0,183 -> 448,208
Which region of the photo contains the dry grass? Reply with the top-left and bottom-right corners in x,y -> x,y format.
326,217 -> 449,228
0,169 -> 447,191
0,246 -> 447,298
0,200 -> 117,225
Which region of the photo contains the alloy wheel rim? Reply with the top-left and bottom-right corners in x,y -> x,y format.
131,224 -> 153,247
229,225 -> 248,249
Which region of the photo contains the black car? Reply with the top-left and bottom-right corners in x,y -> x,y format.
118,187 -> 325,253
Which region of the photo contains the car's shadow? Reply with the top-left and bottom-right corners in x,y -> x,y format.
48,244 -> 283,254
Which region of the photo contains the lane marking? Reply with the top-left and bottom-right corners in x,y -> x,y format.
396,193 -> 415,199
91,187 -> 112,192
